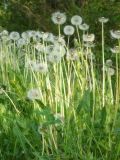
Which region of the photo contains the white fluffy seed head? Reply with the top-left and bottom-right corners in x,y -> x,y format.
47,53 -> 62,63
45,33 -> 54,42
46,45 -> 66,63
27,88 -> 42,100
66,48 -> 79,61
51,11 -> 66,25
98,17 -> 109,23
34,43 -> 45,52
107,68 -> 115,76
1,30 -> 9,36
106,59 -> 113,67
79,23 -> 89,31
83,34 -> 95,42
17,38 -> 27,47
9,32 -> 20,41
63,25 -> 75,36
53,45 -> 66,57
25,59 -> 36,69
110,46 -> 120,53
71,15 -> 82,26
33,63 -> 48,73
110,30 -> 120,39
53,36 -> 66,46
21,31 -> 30,40
45,45 -> 54,55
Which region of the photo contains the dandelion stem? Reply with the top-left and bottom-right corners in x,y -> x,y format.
102,22 -> 105,107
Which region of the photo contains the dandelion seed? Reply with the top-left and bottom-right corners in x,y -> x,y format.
45,33 -> 54,42
35,31 -> 42,40
1,35 -> 9,42
21,31 -> 30,40
71,15 -> 82,26
79,23 -> 89,31
107,68 -> 115,76
45,45 -> 55,55
34,43 -> 45,52
1,30 -> 9,36
98,17 -> 109,23
110,30 -> 120,39
45,44 -> 66,58
53,36 -> 66,46
33,63 -> 48,73
9,32 -> 20,41
26,59 -> 36,69
66,49 -> 79,61
27,30 -> 37,38
27,88 -> 42,100
106,59 -> 113,67
54,45 -> 66,57
17,38 -> 27,47
104,60 -> 114,76
51,11 -> 66,25
63,25 -> 75,36
42,32 -> 50,41
110,46 -> 120,53
47,51 -> 62,63
83,34 -> 95,42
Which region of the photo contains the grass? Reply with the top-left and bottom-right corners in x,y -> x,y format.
0,15 -> 120,160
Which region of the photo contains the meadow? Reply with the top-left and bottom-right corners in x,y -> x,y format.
0,12 -> 120,160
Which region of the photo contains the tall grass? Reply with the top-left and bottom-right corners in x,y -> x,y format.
0,14 -> 120,160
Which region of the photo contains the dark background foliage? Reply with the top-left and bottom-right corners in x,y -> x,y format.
0,0 -> 120,32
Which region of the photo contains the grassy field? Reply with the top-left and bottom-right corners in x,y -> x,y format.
0,12 -> 120,160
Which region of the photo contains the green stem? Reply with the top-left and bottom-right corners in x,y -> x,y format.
102,22 -> 105,107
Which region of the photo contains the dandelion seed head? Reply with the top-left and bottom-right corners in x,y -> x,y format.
107,68 -> 115,76
45,45 -> 54,55
106,59 -> 113,67
47,52 -> 62,63
27,30 -> 37,38
63,25 -> 75,36
17,38 -> 27,47
53,36 -> 66,46
71,15 -> 82,26
110,30 -> 120,39
27,88 -> 42,100
51,11 -> 66,25
35,43 -> 45,52
26,59 -> 36,69
21,31 -> 30,40
66,49 -> 79,61
45,33 -> 54,42
98,17 -> 109,23
83,34 -> 95,42
1,30 -> 9,36
33,63 -> 48,73
9,32 -> 20,41
110,46 -> 120,53
79,23 -> 89,31
54,45 -> 66,57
